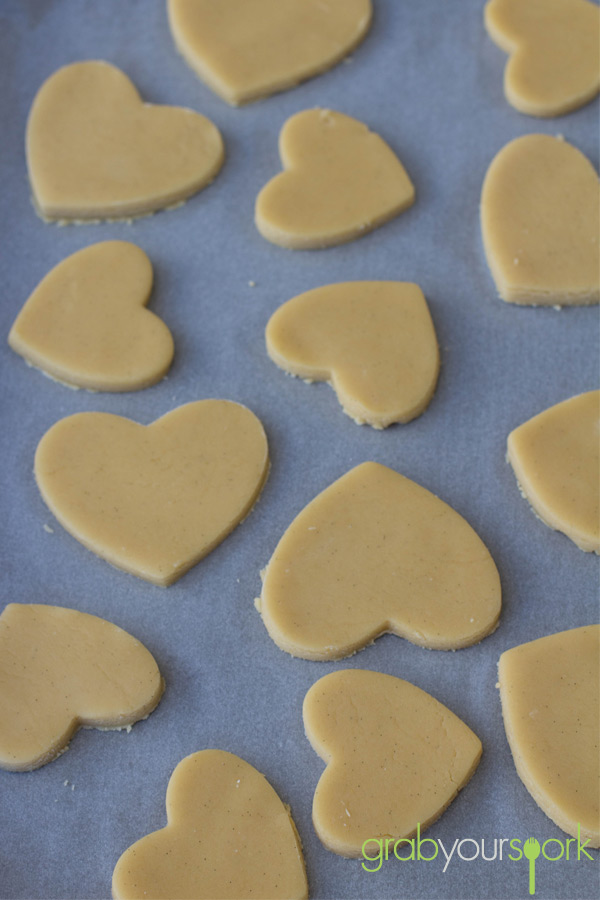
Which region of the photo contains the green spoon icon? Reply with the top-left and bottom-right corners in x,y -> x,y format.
523,837 -> 541,895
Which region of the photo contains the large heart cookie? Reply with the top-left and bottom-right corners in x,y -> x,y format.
258,462 -> 501,660
481,134 -> 599,306
266,281 -> 439,428
499,625 -> 600,847
0,603 -> 163,771
112,749 -> 308,900
507,390 -> 599,553
255,109 -> 415,249
168,0 -> 372,106
35,401 -> 269,586
26,61 -> 224,220
485,0 -> 600,116
8,241 -> 173,391
304,670 -> 482,857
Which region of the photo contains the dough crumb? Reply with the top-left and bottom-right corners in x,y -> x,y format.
63,779 -> 69,786
43,524 -> 54,534
248,280 -> 256,287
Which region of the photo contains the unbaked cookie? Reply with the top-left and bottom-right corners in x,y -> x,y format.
258,462 -> 501,660
485,0 -> 600,117
265,281 -> 439,428
481,134 -> 599,306
112,749 -> 308,900
304,669 -> 482,857
255,109 -> 415,249
35,401 -> 269,586
0,603 -> 163,772
499,625 -> 600,847
27,61 -> 224,221
167,0 -> 372,105
507,390 -> 600,553
8,241 -> 173,391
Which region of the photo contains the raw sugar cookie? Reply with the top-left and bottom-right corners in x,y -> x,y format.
26,61 -> 224,221
480,134 -> 600,306
258,462 -> 501,660
35,401 -> 269,586
167,0 -> 372,106
112,749 -> 308,900
499,625 -> 600,847
485,0 -> 600,117
304,669 -> 482,857
266,281 -> 439,428
507,390 -> 600,553
8,241 -> 173,391
255,109 -> 415,249
0,603 -> 163,772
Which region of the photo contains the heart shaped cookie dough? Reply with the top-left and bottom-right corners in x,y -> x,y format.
481,135 -> 599,306
112,749 -> 308,900
258,462 -> 501,660
266,281 -> 439,428
0,603 -> 163,771
8,241 -> 173,391
485,0 -> 600,116
507,390 -> 599,553
168,0 -> 372,106
26,61 -> 224,221
255,109 -> 415,249
499,625 -> 600,847
304,670 -> 482,857
35,401 -> 269,586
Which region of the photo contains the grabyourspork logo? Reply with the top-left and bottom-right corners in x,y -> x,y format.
361,823 -> 595,895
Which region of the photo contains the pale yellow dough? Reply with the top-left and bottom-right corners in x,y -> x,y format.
507,390 -> 600,553
481,134 -> 600,306
485,0 -> 600,117
8,241 -> 173,392
35,401 -> 269,586
167,0 -> 372,106
266,282 -> 439,428
0,603 -> 163,772
26,61 -> 224,221
259,462 -> 501,660
255,109 -> 415,249
304,670 -> 482,857
112,749 -> 308,900
499,625 -> 600,847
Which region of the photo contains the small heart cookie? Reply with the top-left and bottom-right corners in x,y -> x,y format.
255,109 -> 415,249
26,61 -> 224,220
485,0 -> 600,117
0,603 -> 163,771
112,749 -> 308,900
266,281 -> 439,428
304,670 -> 482,857
168,0 -> 372,105
258,462 -> 501,660
507,390 -> 600,553
499,625 -> 600,847
481,135 -> 599,306
35,401 -> 269,586
8,241 -> 173,391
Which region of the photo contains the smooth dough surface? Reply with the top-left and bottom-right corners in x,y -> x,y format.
34,400 -> 269,586
304,669 -> 482,857
26,61 -> 224,220
112,749 -> 308,900
485,0 -> 600,116
8,241 -> 173,392
0,603 -> 163,772
265,282 -> 439,428
507,390 -> 600,553
259,462 -> 501,660
167,0 -> 372,105
499,625 -> 600,846
255,109 -> 415,249
481,134 -> 600,306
